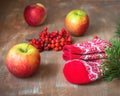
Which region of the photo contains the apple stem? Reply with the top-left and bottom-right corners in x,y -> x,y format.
19,44 -> 29,53
25,44 -> 30,53
75,12 -> 82,16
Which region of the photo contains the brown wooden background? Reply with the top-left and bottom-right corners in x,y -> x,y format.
0,0 -> 120,96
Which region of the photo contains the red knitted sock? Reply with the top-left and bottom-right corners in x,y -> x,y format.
63,37 -> 111,55
63,52 -> 107,61
63,59 -> 103,84
62,37 -> 110,84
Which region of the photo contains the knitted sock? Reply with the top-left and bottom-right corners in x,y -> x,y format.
62,37 -> 110,84
63,52 -> 107,61
63,37 -> 111,55
63,59 -> 103,84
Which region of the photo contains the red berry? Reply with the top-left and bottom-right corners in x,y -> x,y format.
45,37 -> 48,41
54,30 -> 59,35
65,33 -> 70,38
94,36 -> 98,39
55,43 -> 59,47
51,44 -> 55,48
55,39 -> 59,43
67,37 -> 72,42
43,31 -> 47,35
28,27 -> 73,52
47,44 -> 51,48
54,47 -> 59,51
34,44 -> 39,49
61,28 -> 66,34
59,31 -> 63,36
53,38 -> 56,41
58,46 -> 62,50
38,33 -> 42,37
44,46 -> 49,50
44,26 -> 48,31
61,38 -> 65,42
60,42 -> 64,46
31,38 -> 36,43
58,35 -> 62,39
51,40 -> 55,44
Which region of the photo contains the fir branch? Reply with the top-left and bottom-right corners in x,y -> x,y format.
115,18 -> 120,37
102,38 -> 120,81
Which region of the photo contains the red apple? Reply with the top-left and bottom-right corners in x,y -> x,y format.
64,10 -> 89,36
24,3 -> 47,26
6,43 -> 40,78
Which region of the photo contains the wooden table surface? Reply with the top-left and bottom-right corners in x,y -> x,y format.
0,0 -> 120,96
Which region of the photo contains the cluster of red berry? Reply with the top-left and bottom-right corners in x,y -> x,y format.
28,27 -> 72,52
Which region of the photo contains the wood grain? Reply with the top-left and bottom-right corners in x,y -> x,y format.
0,0 -> 120,96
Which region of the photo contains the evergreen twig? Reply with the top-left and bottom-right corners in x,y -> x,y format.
102,38 -> 120,81
115,18 -> 120,37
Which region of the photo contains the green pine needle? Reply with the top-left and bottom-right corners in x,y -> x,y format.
102,38 -> 120,81
115,19 -> 120,36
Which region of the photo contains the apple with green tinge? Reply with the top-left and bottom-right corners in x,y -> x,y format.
6,43 -> 40,78
64,10 -> 89,36
24,3 -> 47,26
